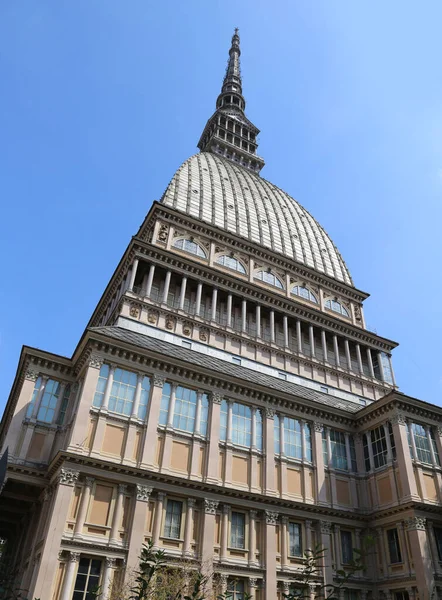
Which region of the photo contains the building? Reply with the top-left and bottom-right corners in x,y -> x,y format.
1,28 -> 442,600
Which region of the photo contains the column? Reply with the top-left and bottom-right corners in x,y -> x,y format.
376,528 -> 389,578
201,499 -> 219,576
152,492 -> 165,549
59,551 -> 81,600
220,505 -> 229,561
390,413 -> 419,501
211,287 -> 218,322
314,423 -> 327,505
344,433 -> 353,471
206,393 -> 222,484
408,420 -> 418,462
333,335 -> 341,367
256,305 -> 261,338
265,409 -> 276,495
356,344 -> 364,375
248,578 -> 257,600
73,477 -> 94,537
101,557 -> 116,600
166,384 -> 177,428
396,521 -> 411,573
226,294 -> 232,327
265,511 -> 279,600
101,365 -> 115,410
334,524 -> 342,572
145,264 -> 155,298
319,521 -> 334,587
296,319 -> 302,353
309,325 -> 315,358
406,518 -> 434,599
179,276 -> 187,310
283,316 -> 289,348
383,422 -> 393,463
344,340 -> 352,370
279,415 -> 285,457
249,510 -> 258,566
321,330 -> 328,363
128,257 -> 139,291
366,348 -> 375,378
270,310 -> 275,343
183,498 -> 196,557
162,270 -> 171,304
305,520 -> 312,552
377,351 -> 385,381
126,486 -> 153,573
110,484 -> 127,544
194,392 -> 203,436
195,282 -> 202,316
131,373 -> 144,419
242,299 -> 247,332
280,515 -> 288,569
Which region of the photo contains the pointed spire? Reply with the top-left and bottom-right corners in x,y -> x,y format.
197,30 -> 265,174
222,28 -> 242,97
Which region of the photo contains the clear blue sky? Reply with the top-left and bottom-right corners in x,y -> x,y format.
1,1 -> 442,415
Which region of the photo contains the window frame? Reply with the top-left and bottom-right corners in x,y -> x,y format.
288,522 -> 303,557
216,254 -> 247,275
230,511 -> 246,550
324,298 -> 350,318
163,499 -> 183,540
341,530 -> 353,564
72,556 -> 102,600
173,237 -> 207,259
291,284 -> 318,304
36,379 -> 61,424
386,528 -> 402,564
254,270 -> 284,290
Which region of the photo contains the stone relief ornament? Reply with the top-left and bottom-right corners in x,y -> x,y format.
57,468 -> 79,486
130,303 -> 141,318
157,223 -> 169,244
265,407 -> 275,419
390,412 -> 407,426
437,425 -> 442,437
249,579 -> 258,588
314,422 -> 324,433
88,353 -> 104,369
405,516 -> 426,531
69,551 -> 81,563
182,322 -> 193,337
105,557 -> 117,568
165,315 -> 176,330
210,391 -> 223,404
265,510 -> 279,525
147,310 -> 159,325
153,373 -> 165,388
25,367 -> 39,381
136,485 -> 153,502
204,499 -> 219,514
320,521 -> 332,534
199,327 -> 209,342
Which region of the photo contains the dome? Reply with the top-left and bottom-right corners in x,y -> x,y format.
161,152 -> 352,286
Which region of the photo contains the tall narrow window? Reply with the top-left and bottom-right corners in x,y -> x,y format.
408,423 -> 440,466
232,403 -> 252,447
26,376 -> 42,418
93,364 -> 109,408
284,418 -> 302,459
109,368 -> 137,415
227,580 -> 245,600
37,379 -> 61,423
200,394 -> 209,436
434,527 -> 442,561
274,414 -> 281,454
159,382 -> 171,426
230,512 -> 246,549
341,530 -> 353,564
220,399 -> 228,442
72,557 -> 102,600
138,376 -> 151,420
255,409 -> 263,451
56,384 -> 71,425
173,386 -> 197,433
387,529 -> 402,564
329,429 -> 348,470
164,500 -> 183,539
362,434 -> 370,472
370,426 -> 388,469
288,523 -> 302,556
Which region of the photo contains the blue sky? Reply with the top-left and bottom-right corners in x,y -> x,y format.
1,1 -> 442,415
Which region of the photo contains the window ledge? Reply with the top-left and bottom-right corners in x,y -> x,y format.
160,536 -> 184,543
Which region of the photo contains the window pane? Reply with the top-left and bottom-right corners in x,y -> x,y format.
93,364 -> 109,408
159,383 -> 171,426
371,426 -> 388,469
138,376 -> 151,420
27,376 -> 42,418
341,530 -> 353,563
37,379 -> 61,423
289,523 -> 302,556
173,386 -> 197,433
164,500 -> 183,539
284,417 -> 302,459
387,529 -> 402,564
231,512 -> 245,548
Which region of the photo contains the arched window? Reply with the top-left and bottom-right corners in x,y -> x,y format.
173,238 -> 207,259
254,270 -> 283,289
291,285 -> 318,304
216,254 -> 246,274
325,299 -> 350,317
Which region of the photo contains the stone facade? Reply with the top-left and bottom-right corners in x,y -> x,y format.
1,30 -> 442,600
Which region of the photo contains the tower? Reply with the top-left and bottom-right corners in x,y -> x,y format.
1,30 -> 442,600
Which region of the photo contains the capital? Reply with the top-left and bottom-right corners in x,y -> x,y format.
320,520 -> 332,534
84,476 -> 95,489
69,551 -> 81,563
405,516 -> 426,531
265,510 -> 279,525
118,484 -> 128,495
389,412 -> 407,426
249,578 -> 258,588
211,391 -> 223,404
313,422 -> 323,433
57,468 -> 79,486
24,367 -> 39,382
204,498 -> 219,514
105,557 -> 117,568
136,485 -> 153,502
265,407 -> 275,419
153,373 -> 165,388
88,353 -> 103,369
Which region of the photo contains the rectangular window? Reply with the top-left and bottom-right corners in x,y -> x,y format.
93,364 -> 109,408
164,500 -> 183,539
37,379 -> 61,423
56,384 -> 71,425
341,530 -> 353,564
434,527 -> 442,561
408,423 -> 440,466
394,593 -> 409,600
230,512 -> 246,549
387,528 -> 402,564
274,414 -> 280,454
380,352 -> 394,384
138,376 -> 151,420
349,436 -> 358,472
363,434 -> 370,471
72,557 -> 102,600
173,386 -> 197,432
227,579 -> 245,600
330,429 -> 348,470
344,591 -> 359,600
27,376 -> 42,418
288,522 -> 302,557
284,417 -> 302,459
109,368 -> 137,415
371,426 -> 388,469
232,403 -> 252,447
159,382 -> 171,426
200,393 -> 209,436
220,399 -> 228,442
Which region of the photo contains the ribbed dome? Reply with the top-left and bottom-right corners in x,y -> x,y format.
161,153 -> 352,286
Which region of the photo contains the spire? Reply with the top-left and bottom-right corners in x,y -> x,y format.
197,29 -> 265,174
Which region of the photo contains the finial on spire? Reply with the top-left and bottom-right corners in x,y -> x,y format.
197,30 -> 265,174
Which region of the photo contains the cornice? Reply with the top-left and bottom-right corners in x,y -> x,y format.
356,394 -> 442,426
